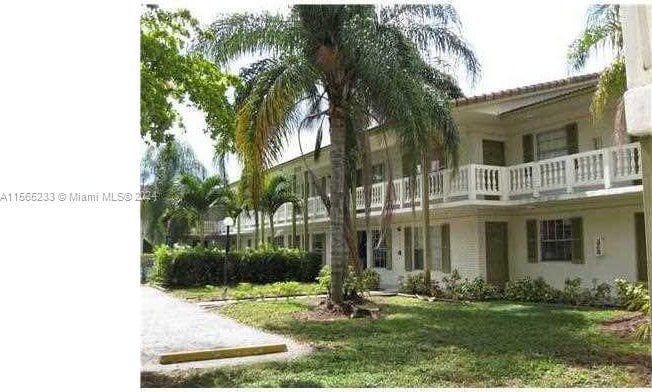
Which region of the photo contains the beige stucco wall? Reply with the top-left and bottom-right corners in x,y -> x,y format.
508,202 -> 643,288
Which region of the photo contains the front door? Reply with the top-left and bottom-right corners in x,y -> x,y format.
635,213 -> 648,281
485,222 -> 509,286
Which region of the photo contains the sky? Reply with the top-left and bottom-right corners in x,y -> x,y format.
146,0 -> 613,181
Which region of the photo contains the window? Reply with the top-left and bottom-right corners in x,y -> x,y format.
274,236 -> 285,248
536,128 -> 568,160
405,225 -> 443,271
372,229 -> 389,268
371,164 -> 384,184
540,219 -> 575,261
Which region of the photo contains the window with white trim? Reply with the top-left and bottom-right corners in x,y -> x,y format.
540,219 -> 573,261
372,229 -> 388,268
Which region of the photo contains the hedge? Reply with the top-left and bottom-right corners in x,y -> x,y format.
149,245 -> 322,288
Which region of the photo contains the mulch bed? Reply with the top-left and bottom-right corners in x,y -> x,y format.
600,313 -> 648,338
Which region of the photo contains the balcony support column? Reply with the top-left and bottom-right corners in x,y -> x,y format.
603,147 -> 613,189
500,167 -> 509,201
565,157 -> 574,194
468,165 -> 477,200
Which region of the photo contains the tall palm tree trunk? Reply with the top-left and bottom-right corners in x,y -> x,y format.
329,106 -> 346,304
421,154 -> 432,287
303,171 -> 310,252
269,214 -> 275,244
254,208 -> 260,248
261,213 -> 266,245
292,205 -> 297,248
236,216 -> 241,250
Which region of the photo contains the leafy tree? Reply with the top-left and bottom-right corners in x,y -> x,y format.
567,4 -> 625,124
140,6 -> 238,144
198,5 -> 478,304
140,140 -> 206,245
260,174 -> 301,243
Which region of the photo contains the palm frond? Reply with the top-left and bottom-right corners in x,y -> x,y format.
590,55 -> 626,121
195,12 -> 301,65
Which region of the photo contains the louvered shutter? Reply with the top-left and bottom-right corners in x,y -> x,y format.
526,220 -> 538,263
571,217 -> 584,264
523,134 -> 534,162
441,224 -> 451,273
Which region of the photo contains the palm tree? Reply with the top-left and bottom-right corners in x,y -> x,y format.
140,140 -> 206,245
198,5 -> 478,304
170,174 -> 227,244
260,174 -> 301,244
568,4 -> 625,126
219,179 -> 251,250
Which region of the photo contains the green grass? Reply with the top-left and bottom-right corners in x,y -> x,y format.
142,297 -> 650,387
169,282 -> 326,301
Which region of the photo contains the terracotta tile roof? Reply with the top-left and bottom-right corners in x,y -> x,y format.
454,72 -> 599,107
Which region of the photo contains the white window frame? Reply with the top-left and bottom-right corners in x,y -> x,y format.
539,219 -> 574,262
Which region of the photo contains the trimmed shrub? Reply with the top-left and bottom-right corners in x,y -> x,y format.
362,269 -> 381,291
152,245 -> 322,288
399,272 -> 433,296
504,277 -> 560,303
317,265 -> 381,298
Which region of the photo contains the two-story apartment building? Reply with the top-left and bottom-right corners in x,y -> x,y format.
233,73 -> 648,289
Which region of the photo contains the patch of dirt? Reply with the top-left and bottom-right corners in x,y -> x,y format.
600,313 -> 648,338
293,298 -> 381,322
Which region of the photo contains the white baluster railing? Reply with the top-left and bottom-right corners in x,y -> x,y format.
235,143 -> 641,233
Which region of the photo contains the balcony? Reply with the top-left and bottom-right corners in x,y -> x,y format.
238,143 -> 643,231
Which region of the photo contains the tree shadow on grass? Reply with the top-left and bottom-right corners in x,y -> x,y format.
275,299 -> 650,385
142,299 -> 649,387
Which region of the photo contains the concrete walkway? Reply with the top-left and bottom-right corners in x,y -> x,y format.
141,286 -> 312,372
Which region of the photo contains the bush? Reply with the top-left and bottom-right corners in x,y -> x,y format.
152,245 -> 323,288
504,277 -> 560,303
361,269 -> 381,291
399,272 -> 439,296
458,277 -> 499,301
317,265 -> 381,298
442,270 -> 463,299
150,245 -> 175,285
615,279 -> 649,312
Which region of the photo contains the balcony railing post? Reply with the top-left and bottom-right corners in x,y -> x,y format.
500,167 -> 509,201
603,147 -> 613,189
442,169 -> 449,202
565,156 -> 574,193
468,164 -> 477,200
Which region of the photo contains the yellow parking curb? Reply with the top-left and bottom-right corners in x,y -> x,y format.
159,343 -> 288,364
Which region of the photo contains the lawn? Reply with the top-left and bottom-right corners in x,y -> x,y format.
142,297 -> 650,387
169,282 -> 325,301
